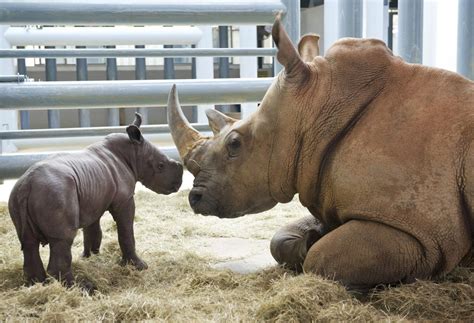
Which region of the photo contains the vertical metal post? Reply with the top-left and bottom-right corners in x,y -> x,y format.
45,46 -> 60,128
457,0 -> 474,80
76,46 -> 90,127
339,0 -> 363,38
105,45 -> 120,126
398,0 -> 423,64
218,26 -> 230,112
17,45 -> 30,129
195,26 -> 214,123
135,45 -> 148,124
218,26 -> 230,79
275,0 -> 300,74
164,44 -> 175,79
239,25 -> 258,119
191,44 -> 197,122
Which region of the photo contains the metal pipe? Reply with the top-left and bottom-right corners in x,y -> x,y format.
16,48 -> 29,129
219,27 -> 230,79
0,124 -> 211,140
0,78 -> 273,110
0,147 -> 180,180
106,45 -> 119,126
457,0 -> 474,80
0,74 -> 27,82
0,1 -> 285,25
398,0 -> 423,64
76,46 -> 91,127
338,0 -> 363,38
0,48 -> 277,59
4,26 -> 203,46
219,26 -> 230,112
164,45 -> 176,79
135,45 -> 148,124
45,46 -> 60,128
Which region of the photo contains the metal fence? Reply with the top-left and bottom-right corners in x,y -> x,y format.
0,0 -> 298,180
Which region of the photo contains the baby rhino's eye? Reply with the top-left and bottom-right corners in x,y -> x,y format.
158,162 -> 164,171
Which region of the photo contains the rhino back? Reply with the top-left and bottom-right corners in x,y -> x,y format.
11,149 -> 134,242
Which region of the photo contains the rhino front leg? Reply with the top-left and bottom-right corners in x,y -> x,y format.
111,199 -> 148,270
303,220 -> 426,290
270,215 -> 327,272
82,219 -> 102,258
47,238 -> 74,286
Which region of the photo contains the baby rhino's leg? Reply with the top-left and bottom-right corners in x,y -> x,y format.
82,219 -> 102,257
270,215 -> 326,271
22,225 -> 47,285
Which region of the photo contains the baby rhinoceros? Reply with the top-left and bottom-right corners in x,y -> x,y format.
8,113 -> 183,291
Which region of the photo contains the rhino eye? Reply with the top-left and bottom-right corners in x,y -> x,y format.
227,137 -> 241,158
157,162 -> 164,171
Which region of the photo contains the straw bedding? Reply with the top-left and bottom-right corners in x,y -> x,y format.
0,190 -> 473,321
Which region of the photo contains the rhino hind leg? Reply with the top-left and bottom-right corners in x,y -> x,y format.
270,215 -> 327,272
21,225 -> 47,285
82,219 -> 102,258
47,238 -> 74,287
303,220 -> 425,290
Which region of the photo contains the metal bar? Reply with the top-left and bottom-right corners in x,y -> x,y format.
76,46 -> 91,127
398,0 -> 423,64
0,147 -> 180,180
0,74 -> 26,82
0,48 -> 277,59
17,47 -> 29,129
457,0 -> 474,80
4,26 -> 203,47
219,26 -> 231,112
219,27 -> 230,79
45,46 -> 60,128
339,0 -> 363,38
164,45 -> 176,79
0,124 -> 211,140
135,45 -> 148,124
106,45 -> 119,126
0,1 -> 285,25
0,78 -> 273,110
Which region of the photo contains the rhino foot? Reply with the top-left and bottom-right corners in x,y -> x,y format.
119,257 -> 148,271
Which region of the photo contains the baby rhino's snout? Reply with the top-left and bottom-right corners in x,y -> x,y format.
169,160 -> 183,192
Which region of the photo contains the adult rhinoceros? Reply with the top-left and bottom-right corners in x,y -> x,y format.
167,17 -> 474,289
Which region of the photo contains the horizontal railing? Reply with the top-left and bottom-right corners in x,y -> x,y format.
0,78 -> 273,110
0,124 -> 211,140
0,48 -> 277,59
0,1 -> 286,25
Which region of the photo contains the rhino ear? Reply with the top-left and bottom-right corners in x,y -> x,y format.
298,34 -> 320,62
205,109 -> 238,135
272,13 -> 305,74
126,125 -> 143,144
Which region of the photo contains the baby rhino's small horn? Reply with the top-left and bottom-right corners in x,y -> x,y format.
133,112 -> 142,128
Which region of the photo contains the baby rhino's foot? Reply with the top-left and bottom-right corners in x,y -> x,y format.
78,279 -> 97,295
120,257 -> 148,270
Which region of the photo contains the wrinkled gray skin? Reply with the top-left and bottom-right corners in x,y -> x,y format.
168,16 -> 474,290
9,113 -> 183,291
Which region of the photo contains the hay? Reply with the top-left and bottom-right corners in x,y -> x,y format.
0,190 -> 473,321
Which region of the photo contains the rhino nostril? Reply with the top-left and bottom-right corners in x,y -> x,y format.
189,192 -> 202,207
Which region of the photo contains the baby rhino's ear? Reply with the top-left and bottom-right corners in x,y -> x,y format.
126,125 -> 143,144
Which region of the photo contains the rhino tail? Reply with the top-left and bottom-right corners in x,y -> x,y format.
8,179 -> 46,250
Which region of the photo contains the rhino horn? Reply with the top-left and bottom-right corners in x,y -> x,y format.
205,109 -> 238,135
167,84 -> 203,160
